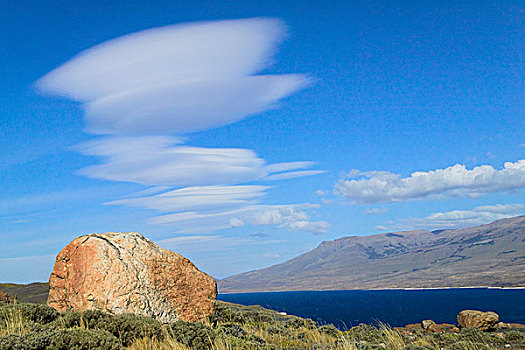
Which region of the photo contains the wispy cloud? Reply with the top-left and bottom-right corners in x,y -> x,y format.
107,185 -> 270,213
262,253 -> 280,259
249,232 -> 270,238
37,18 -> 328,234
151,204 -> 329,234
264,170 -> 327,181
157,235 -> 285,253
75,136 -> 267,187
376,204 -> 525,231
35,18 -> 309,135
364,207 -> 388,215
75,136 -> 323,187
335,160 -> 525,204
0,185 -> 128,215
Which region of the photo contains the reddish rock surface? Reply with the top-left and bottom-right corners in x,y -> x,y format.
396,321 -> 459,334
48,232 -> 217,322
457,310 -> 499,331
0,290 -> 16,303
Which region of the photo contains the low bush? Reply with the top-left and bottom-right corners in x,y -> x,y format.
0,328 -> 120,350
217,322 -> 248,338
44,329 -> 121,350
344,323 -> 381,343
448,340 -> 491,350
94,313 -> 163,347
55,309 -> 163,346
169,320 -> 215,349
458,326 -> 491,344
505,330 -> 524,342
318,324 -> 340,337
0,303 -> 59,324
284,317 -> 317,330
403,345 -> 435,350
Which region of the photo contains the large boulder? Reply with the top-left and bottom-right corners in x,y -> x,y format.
457,310 -> 499,331
48,232 -> 216,322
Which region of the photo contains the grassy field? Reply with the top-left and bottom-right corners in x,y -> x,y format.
1,300 -> 524,350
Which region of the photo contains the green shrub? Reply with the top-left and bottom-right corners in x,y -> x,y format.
264,325 -> 290,336
59,310 -> 91,329
24,321 -> 64,335
344,323 -> 381,342
46,329 -> 121,350
0,303 -> 59,324
284,317 -> 317,330
505,330 -> 524,342
448,340 -> 491,350
94,313 -> 162,346
218,322 -> 248,338
318,324 -> 340,337
211,303 -> 234,324
242,310 -> 274,323
458,326 -> 491,344
56,309 -> 162,346
169,320 -> 215,349
0,329 -> 120,350
77,309 -> 113,329
403,345 -> 434,350
0,334 -> 29,350
212,303 -> 283,325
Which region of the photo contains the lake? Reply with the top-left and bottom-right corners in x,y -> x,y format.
217,288 -> 525,329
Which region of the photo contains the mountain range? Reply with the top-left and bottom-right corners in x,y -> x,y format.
219,216 -> 525,293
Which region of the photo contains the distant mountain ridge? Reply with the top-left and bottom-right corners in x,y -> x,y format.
219,216 -> 525,293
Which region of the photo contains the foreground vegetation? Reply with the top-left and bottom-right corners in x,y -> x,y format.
1,301 -> 524,350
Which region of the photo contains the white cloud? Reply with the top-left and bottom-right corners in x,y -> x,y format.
316,190 -> 328,196
36,18 -> 309,135
74,136 -> 327,233
36,18 -> 328,235
107,185 -> 270,212
37,19 -> 284,99
84,75 -> 309,135
76,136 -> 325,188
246,204 -> 329,234
335,160 -> 525,204
263,161 -> 316,173
377,204 -> 525,231
151,204 -> 329,234
364,207 -> 388,215
249,232 -> 269,238
264,170 -> 327,181
9,219 -> 31,224
75,136 -> 267,187
229,217 -> 245,227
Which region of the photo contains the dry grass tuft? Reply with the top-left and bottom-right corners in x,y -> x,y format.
0,307 -> 26,337
378,322 -> 406,350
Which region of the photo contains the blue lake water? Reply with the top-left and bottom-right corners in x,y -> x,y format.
217,288 -> 525,329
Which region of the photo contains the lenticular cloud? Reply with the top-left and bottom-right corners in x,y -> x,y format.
35,18 -> 309,135
36,18 -> 328,234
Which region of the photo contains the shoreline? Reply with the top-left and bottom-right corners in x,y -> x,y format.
218,286 -> 525,294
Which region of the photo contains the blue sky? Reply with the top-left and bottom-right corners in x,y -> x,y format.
1,0 -> 524,283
